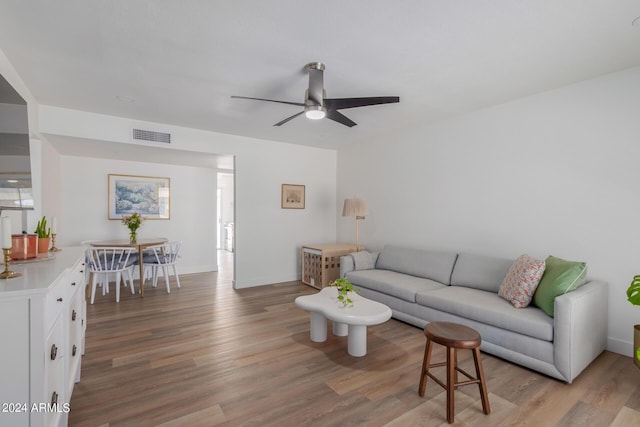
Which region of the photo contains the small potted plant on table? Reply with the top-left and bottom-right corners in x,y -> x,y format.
329,278 -> 360,307
34,216 -> 51,254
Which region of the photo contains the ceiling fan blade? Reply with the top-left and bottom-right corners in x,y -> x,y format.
231,96 -> 305,107
324,96 -> 400,110
235,63 -> 398,128
274,111 -> 305,126
326,110 -> 357,127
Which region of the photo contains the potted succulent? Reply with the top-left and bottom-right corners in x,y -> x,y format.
34,216 -> 51,254
627,276 -> 640,368
329,278 -> 360,307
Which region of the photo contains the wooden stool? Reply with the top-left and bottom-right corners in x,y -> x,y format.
418,321 -> 490,424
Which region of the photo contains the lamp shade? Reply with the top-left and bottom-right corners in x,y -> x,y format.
342,198 -> 368,218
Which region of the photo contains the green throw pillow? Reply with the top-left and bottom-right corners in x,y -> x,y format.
532,255 -> 587,317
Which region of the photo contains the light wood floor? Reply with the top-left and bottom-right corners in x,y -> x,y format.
69,257 -> 640,426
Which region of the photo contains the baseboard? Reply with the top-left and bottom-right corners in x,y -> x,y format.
234,274 -> 299,289
179,264 -> 218,275
607,337 -> 632,357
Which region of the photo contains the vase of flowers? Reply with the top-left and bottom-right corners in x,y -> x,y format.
122,212 -> 143,243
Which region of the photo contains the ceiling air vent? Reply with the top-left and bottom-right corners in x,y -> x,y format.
132,128 -> 171,144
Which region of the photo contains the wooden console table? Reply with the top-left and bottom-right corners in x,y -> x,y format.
301,243 -> 360,289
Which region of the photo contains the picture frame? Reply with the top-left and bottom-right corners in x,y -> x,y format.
108,174 -> 170,219
281,184 -> 305,209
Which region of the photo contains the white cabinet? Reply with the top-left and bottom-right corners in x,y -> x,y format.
66,264 -> 85,395
0,298 -> 30,426
0,247 -> 86,427
44,314 -> 65,427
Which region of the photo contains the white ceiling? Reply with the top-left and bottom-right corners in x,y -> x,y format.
1,1 -> 640,152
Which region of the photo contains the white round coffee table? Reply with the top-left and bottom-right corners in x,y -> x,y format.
295,286 -> 392,357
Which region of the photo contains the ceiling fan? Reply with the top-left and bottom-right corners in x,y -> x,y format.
231,62 -> 399,127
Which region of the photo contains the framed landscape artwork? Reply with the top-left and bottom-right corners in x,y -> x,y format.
108,174 -> 170,219
281,184 -> 305,209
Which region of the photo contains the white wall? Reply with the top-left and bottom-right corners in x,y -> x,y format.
338,66 -> 640,357
59,155 -> 217,275
38,106 -> 337,288
38,138 -> 61,231
234,146 -> 337,286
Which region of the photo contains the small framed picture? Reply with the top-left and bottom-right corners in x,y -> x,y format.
281,184 -> 305,209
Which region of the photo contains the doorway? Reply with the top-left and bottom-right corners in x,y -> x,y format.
217,171 -> 234,284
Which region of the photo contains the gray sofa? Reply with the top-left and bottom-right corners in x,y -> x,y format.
340,245 -> 608,383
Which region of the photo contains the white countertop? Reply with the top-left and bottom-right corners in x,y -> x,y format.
0,246 -> 85,297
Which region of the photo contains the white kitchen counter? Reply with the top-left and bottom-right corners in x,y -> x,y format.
0,246 -> 85,296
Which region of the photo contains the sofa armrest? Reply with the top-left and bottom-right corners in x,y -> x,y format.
340,255 -> 355,278
553,279 -> 608,383
340,252 -> 380,278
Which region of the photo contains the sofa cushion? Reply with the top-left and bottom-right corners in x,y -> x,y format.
533,255 -> 588,317
346,269 -> 447,303
349,251 -> 375,270
498,254 -> 546,308
416,287 -> 554,341
450,252 -> 514,293
375,245 -> 458,284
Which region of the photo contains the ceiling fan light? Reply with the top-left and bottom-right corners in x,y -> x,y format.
305,110 -> 326,120
305,105 -> 326,120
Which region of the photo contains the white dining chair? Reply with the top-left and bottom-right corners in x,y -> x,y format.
140,241 -> 181,293
81,239 -> 101,286
86,246 -> 137,303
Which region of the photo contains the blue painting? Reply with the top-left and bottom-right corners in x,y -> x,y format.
109,174 -> 170,219
115,180 -> 161,215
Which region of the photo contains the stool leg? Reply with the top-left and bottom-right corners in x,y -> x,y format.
418,338 -> 433,397
453,347 -> 458,384
473,347 -> 491,415
447,346 -> 455,423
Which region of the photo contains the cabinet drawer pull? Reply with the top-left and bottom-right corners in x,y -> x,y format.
51,391 -> 58,406
72,345 -> 77,357
50,344 -> 58,361
57,297 -> 63,302
71,281 -> 77,286
72,310 -> 77,321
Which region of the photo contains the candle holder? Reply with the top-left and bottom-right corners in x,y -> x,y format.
50,234 -> 62,252
0,248 -> 21,279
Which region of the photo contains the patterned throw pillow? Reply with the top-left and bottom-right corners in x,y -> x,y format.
499,254 -> 546,308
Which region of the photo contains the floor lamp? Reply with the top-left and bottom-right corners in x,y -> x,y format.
342,198 -> 368,251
